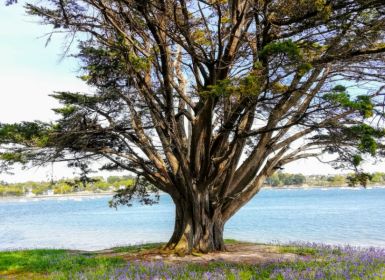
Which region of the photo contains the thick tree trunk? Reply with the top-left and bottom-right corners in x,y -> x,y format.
165,194 -> 225,255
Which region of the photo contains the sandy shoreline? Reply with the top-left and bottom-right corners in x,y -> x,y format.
0,192 -> 115,201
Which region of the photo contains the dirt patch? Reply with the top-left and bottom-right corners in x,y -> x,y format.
98,243 -> 305,265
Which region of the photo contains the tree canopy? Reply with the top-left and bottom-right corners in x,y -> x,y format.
1,0 -> 385,253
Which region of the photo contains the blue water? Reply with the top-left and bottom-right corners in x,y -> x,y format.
1,187 -> 385,251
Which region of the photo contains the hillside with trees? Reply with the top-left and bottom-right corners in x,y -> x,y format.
2,172 -> 385,197
0,176 -> 135,197
266,172 -> 385,187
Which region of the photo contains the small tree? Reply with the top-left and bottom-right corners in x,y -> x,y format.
328,175 -> 346,186
370,172 -> 385,183
1,0 -> 385,253
292,174 -> 306,185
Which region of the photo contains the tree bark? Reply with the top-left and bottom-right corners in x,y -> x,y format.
165,193 -> 225,254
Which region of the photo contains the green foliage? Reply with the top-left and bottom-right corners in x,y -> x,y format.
238,72 -> 263,95
201,79 -> 233,96
359,134 -> 377,155
352,154 -> 363,166
112,178 -> 135,189
32,183 -> 50,195
0,176 -> 137,197
266,172 -> 306,186
0,122 -> 54,170
107,175 -> 127,184
347,172 -> 372,187
94,180 -> 111,191
53,182 -> 73,194
370,172 -> 385,183
323,87 -> 374,118
259,40 -> 314,77
266,173 -> 283,187
355,95 -> 374,118
51,92 -> 100,108
266,172 -> 385,187
0,185 -> 24,196
0,152 -> 26,164
52,105 -> 76,118
297,62 -> 313,76
201,72 -> 263,97
317,121 -> 385,170
259,40 -> 301,60
112,242 -> 164,253
127,51 -> 151,71
109,177 -> 158,208
349,124 -> 385,156
333,85 -> 346,92
278,245 -> 318,256
79,46 -> 127,83
0,122 -> 51,146
191,29 -> 211,45
327,175 -> 346,186
323,91 -> 350,105
76,44 -> 150,89
1,171 -> 383,198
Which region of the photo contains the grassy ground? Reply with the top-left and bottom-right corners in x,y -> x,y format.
0,240 -> 384,279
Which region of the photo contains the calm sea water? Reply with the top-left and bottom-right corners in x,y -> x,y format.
1,187 -> 385,251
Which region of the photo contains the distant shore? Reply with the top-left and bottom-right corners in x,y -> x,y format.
263,184 -> 385,189
0,191 -> 115,201
1,184 -> 384,200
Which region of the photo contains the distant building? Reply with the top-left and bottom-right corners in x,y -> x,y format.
25,188 -> 36,197
45,189 -> 54,196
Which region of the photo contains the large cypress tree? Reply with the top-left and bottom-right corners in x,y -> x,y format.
1,0 -> 385,253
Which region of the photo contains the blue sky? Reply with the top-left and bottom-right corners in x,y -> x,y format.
1,4 -> 383,183
0,4 -> 92,182
0,4 -> 89,123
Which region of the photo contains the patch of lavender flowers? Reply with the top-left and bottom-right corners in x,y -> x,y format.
68,243 -> 385,279
271,243 -> 385,280
111,261 -> 232,280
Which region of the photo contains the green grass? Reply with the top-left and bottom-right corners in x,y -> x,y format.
277,245 -> 318,256
0,249 -> 124,279
112,242 -> 165,253
224,238 -> 249,245
113,239 -> 244,252
1,242 -> 384,279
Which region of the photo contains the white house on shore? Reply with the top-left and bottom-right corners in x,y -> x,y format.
44,189 -> 54,196
25,188 -> 36,197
